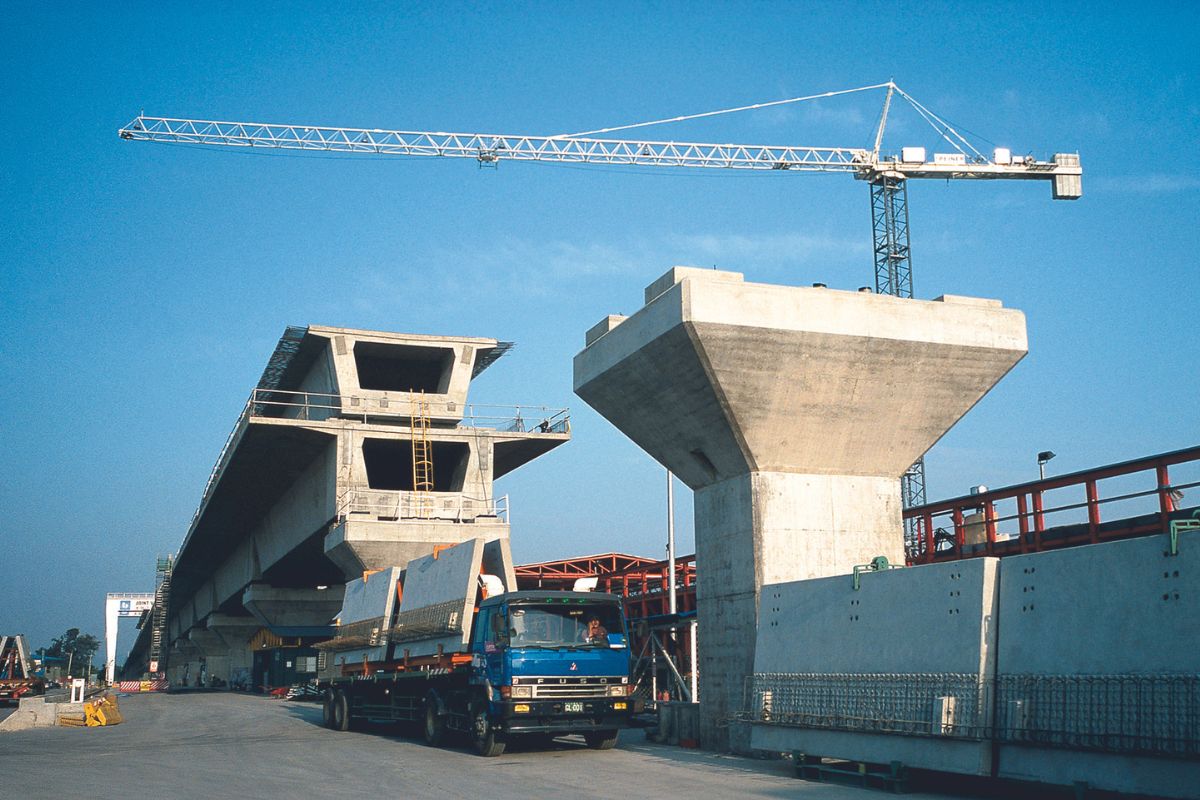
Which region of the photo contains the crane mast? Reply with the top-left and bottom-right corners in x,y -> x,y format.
118,86 -> 1081,540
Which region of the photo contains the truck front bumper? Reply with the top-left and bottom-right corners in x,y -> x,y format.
497,698 -> 633,734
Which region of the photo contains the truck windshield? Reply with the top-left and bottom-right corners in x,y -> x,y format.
508,603 -> 624,648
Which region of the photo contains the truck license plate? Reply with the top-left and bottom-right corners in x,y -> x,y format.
564,702 -> 584,713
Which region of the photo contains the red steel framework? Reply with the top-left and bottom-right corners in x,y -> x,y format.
515,553 -> 697,621
516,553 -> 698,699
903,445 -> 1200,565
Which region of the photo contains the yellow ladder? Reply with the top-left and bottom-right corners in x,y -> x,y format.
410,392 -> 434,517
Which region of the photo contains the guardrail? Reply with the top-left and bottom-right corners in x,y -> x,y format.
903,445 -> 1200,564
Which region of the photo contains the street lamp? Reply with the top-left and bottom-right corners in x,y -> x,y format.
1037,450 -> 1056,481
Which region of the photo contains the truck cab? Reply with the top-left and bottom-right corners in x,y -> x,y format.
470,590 -> 633,750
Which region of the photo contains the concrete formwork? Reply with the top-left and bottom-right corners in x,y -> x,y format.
574,266 -> 1027,750
147,325 -> 568,685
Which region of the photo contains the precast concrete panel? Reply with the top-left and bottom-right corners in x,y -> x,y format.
996,531 -> 1200,674
338,567 -> 402,625
749,558 -> 999,776
329,567 -> 403,664
394,538 -> 484,656
995,530 -> 1200,797
753,558 -> 999,674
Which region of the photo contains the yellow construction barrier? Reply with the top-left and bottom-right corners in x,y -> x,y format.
87,695 -> 123,726
59,694 -> 123,728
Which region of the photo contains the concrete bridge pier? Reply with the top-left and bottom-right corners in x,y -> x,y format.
574,267 -> 1027,752
187,627 -> 230,688
207,614 -> 262,686
241,584 -> 344,628
167,638 -> 202,687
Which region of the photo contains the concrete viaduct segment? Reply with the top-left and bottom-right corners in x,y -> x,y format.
574,266 -> 1027,751
160,325 -> 568,685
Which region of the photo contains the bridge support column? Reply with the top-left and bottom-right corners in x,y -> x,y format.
207,614 -> 262,688
574,267 -> 1027,752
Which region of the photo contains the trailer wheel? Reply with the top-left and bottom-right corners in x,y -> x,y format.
332,689 -> 351,732
470,698 -> 505,757
422,692 -> 446,747
321,689 -> 335,729
584,729 -> 619,750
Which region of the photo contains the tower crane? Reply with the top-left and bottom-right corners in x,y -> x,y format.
118,81 -> 1082,551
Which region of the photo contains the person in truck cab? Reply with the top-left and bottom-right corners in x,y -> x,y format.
581,615 -> 608,644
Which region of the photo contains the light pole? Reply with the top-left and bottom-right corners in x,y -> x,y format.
1037,450 -> 1056,481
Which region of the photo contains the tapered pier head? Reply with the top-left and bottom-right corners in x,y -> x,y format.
573,266 -> 1027,751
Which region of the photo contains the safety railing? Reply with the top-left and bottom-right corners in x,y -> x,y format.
338,489 -> 509,524
249,388 -> 570,433
186,388 -> 565,531
903,445 -> 1200,564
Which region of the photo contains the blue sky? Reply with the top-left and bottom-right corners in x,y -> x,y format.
2,2 -> 1197,658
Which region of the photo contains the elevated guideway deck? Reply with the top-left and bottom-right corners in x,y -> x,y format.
125,325 -> 570,687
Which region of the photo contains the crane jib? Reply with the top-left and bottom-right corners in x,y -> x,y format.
119,114 -> 1080,196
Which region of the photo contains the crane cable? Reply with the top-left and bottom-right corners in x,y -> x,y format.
557,82 -> 894,138
890,86 -> 989,163
559,80 -> 995,168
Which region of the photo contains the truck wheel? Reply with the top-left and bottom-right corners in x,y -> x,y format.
422,693 -> 446,747
332,690 -> 351,732
321,689 -> 335,729
470,699 -> 505,757
584,729 -> 619,750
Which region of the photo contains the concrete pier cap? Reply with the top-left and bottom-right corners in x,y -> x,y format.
573,265 -> 1027,752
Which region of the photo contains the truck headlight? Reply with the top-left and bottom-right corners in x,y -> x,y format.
511,685 -> 532,699
607,686 -> 626,697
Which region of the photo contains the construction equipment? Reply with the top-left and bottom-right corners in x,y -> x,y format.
118,81 -> 1083,535
0,634 -> 43,703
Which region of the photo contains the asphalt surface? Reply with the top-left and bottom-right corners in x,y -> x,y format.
0,692 -> 982,800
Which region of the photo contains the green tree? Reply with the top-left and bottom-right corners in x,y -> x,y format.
45,628 -> 100,677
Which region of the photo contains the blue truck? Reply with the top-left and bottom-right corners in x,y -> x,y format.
316,565 -> 635,756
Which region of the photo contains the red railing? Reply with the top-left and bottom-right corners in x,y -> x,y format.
904,445 -> 1200,564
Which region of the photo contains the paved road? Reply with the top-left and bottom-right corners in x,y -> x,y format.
0,692 -> 978,800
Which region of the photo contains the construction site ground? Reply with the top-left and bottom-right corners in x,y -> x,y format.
0,692 -> 990,799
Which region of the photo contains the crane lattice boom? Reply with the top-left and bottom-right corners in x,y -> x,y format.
119,115 -> 1081,196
